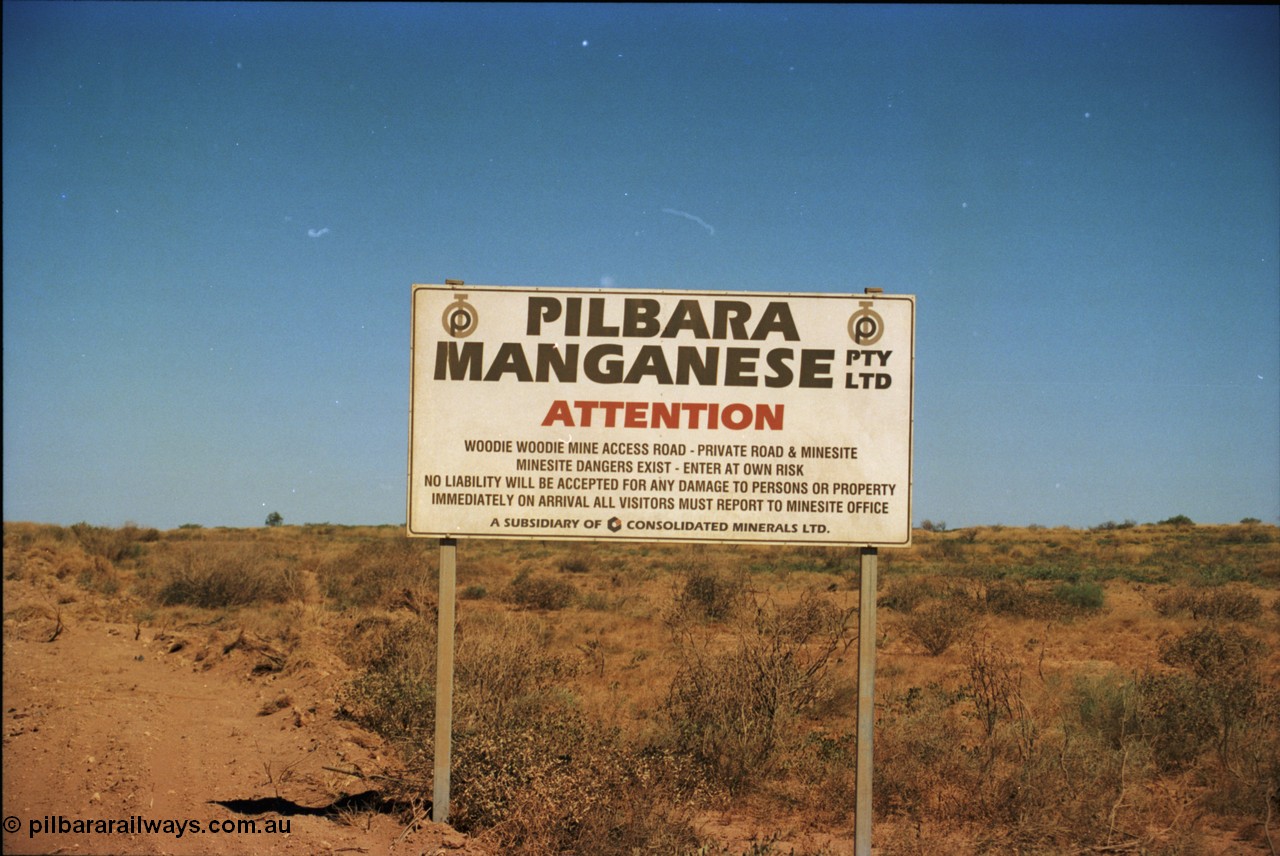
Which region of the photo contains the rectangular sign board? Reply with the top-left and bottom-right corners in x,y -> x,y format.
408,285 -> 914,546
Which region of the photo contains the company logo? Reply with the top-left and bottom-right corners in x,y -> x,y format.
607,517 -> 622,532
847,300 -> 884,346
442,294 -> 479,338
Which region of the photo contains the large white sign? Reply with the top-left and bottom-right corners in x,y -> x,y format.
408,285 -> 914,546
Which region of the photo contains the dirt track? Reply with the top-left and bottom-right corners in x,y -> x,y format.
2,580 -> 492,856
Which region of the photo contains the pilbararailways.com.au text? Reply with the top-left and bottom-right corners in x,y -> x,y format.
9,813 -> 291,839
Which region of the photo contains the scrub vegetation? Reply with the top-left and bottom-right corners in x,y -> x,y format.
4,519 -> 1278,854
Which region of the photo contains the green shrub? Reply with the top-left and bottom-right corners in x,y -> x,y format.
558,550 -> 592,574
878,576 -> 934,612
1134,672 -> 1218,770
980,579 -> 1039,616
1141,625 -> 1268,769
675,566 -> 746,621
1070,673 -> 1137,750
1139,626 -> 1278,832
1206,565 -> 1257,586
337,615 -> 435,744
1159,626 -> 1264,721
1160,625 -> 1264,677
508,569 -> 578,610
1018,564 -> 1080,582
460,584 -> 487,600
1052,580 -> 1104,612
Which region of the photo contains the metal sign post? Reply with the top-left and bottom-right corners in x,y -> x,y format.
433,537 -> 457,823
855,545 -> 878,855
429,278 -> 466,825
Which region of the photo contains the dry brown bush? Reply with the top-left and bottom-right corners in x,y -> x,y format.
4,524 -> 112,586
671,563 -> 748,622
337,614 -> 435,745
663,590 -> 853,795
506,569 -> 578,610
6,521 -> 1277,852
316,538 -> 436,610
335,607 -> 701,854
1155,585 -> 1264,621
877,575 -> 935,612
144,542 -> 300,608
903,599 -> 975,656
876,655 -> 1196,852
70,521 -> 159,563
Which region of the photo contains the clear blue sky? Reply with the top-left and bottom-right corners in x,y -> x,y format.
4,3 -> 1277,530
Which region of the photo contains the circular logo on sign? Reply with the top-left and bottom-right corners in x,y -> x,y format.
442,294 -> 478,338
607,517 -> 623,533
847,300 -> 884,346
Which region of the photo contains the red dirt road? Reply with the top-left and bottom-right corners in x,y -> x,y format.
2,584 -> 491,856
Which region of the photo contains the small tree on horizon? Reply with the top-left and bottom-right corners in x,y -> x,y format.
265,511 -> 284,527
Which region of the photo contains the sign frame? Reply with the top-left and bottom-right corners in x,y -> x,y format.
408,284 -> 914,547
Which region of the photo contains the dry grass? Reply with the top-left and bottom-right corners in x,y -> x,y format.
4,519 -> 1278,854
